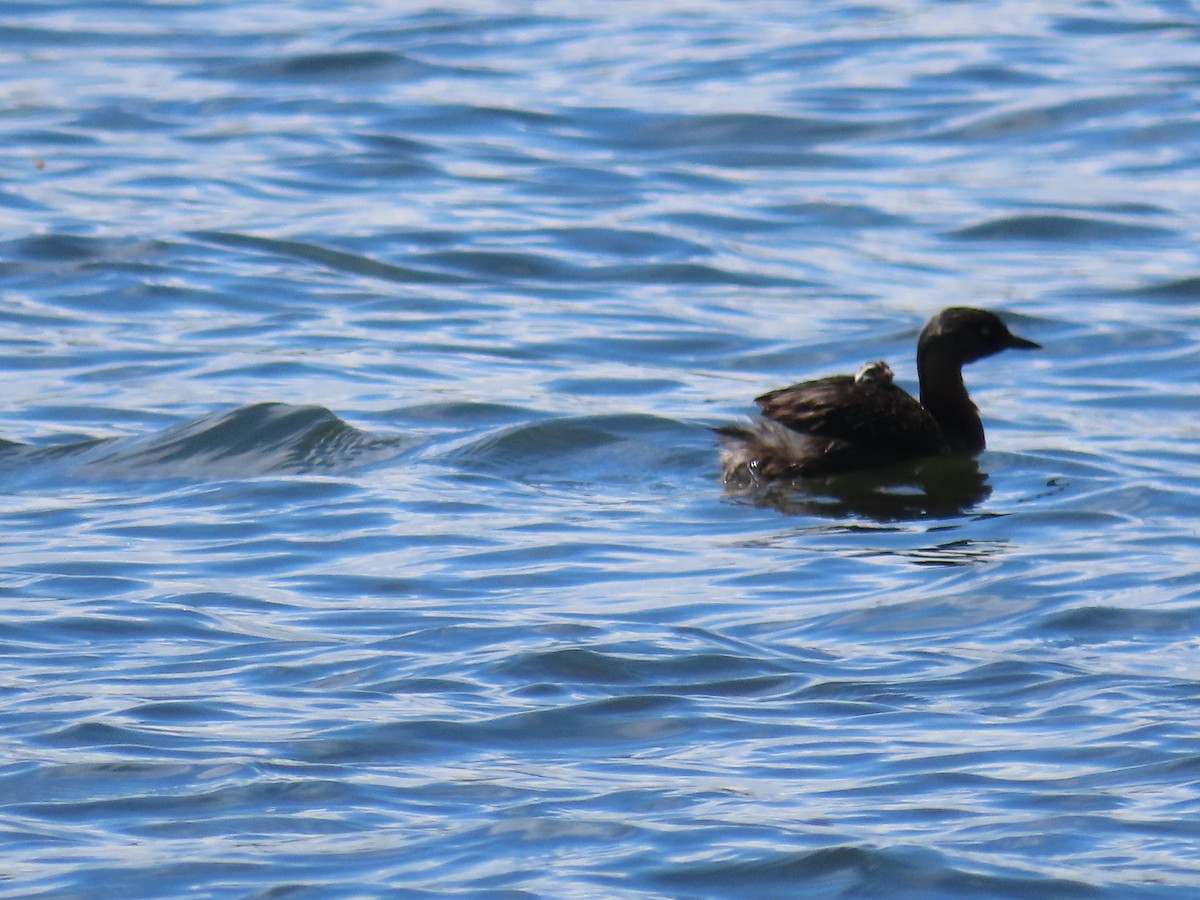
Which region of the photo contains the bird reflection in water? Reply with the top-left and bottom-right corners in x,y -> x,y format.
722,451 -> 991,521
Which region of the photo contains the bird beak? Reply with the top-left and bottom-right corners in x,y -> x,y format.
1007,332 -> 1040,350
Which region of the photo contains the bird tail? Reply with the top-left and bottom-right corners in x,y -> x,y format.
715,420 -> 814,484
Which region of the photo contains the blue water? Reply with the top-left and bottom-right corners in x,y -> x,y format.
2,1 -> 1200,896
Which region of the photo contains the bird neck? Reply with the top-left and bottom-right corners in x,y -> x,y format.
918,346 -> 985,452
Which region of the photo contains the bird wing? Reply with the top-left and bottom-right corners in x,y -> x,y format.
754,372 -> 944,456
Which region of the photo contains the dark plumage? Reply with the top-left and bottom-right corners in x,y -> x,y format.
718,307 -> 1040,481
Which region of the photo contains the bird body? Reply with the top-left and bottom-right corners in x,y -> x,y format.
718,307 -> 1039,482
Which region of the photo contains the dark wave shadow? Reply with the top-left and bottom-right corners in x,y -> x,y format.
192,231 -> 469,285
1121,275 -> 1200,303
0,403 -> 413,483
723,453 -> 991,521
947,213 -> 1171,243
651,843 -> 1101,899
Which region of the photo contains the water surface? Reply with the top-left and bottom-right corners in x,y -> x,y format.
2,1 -> 1200,897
